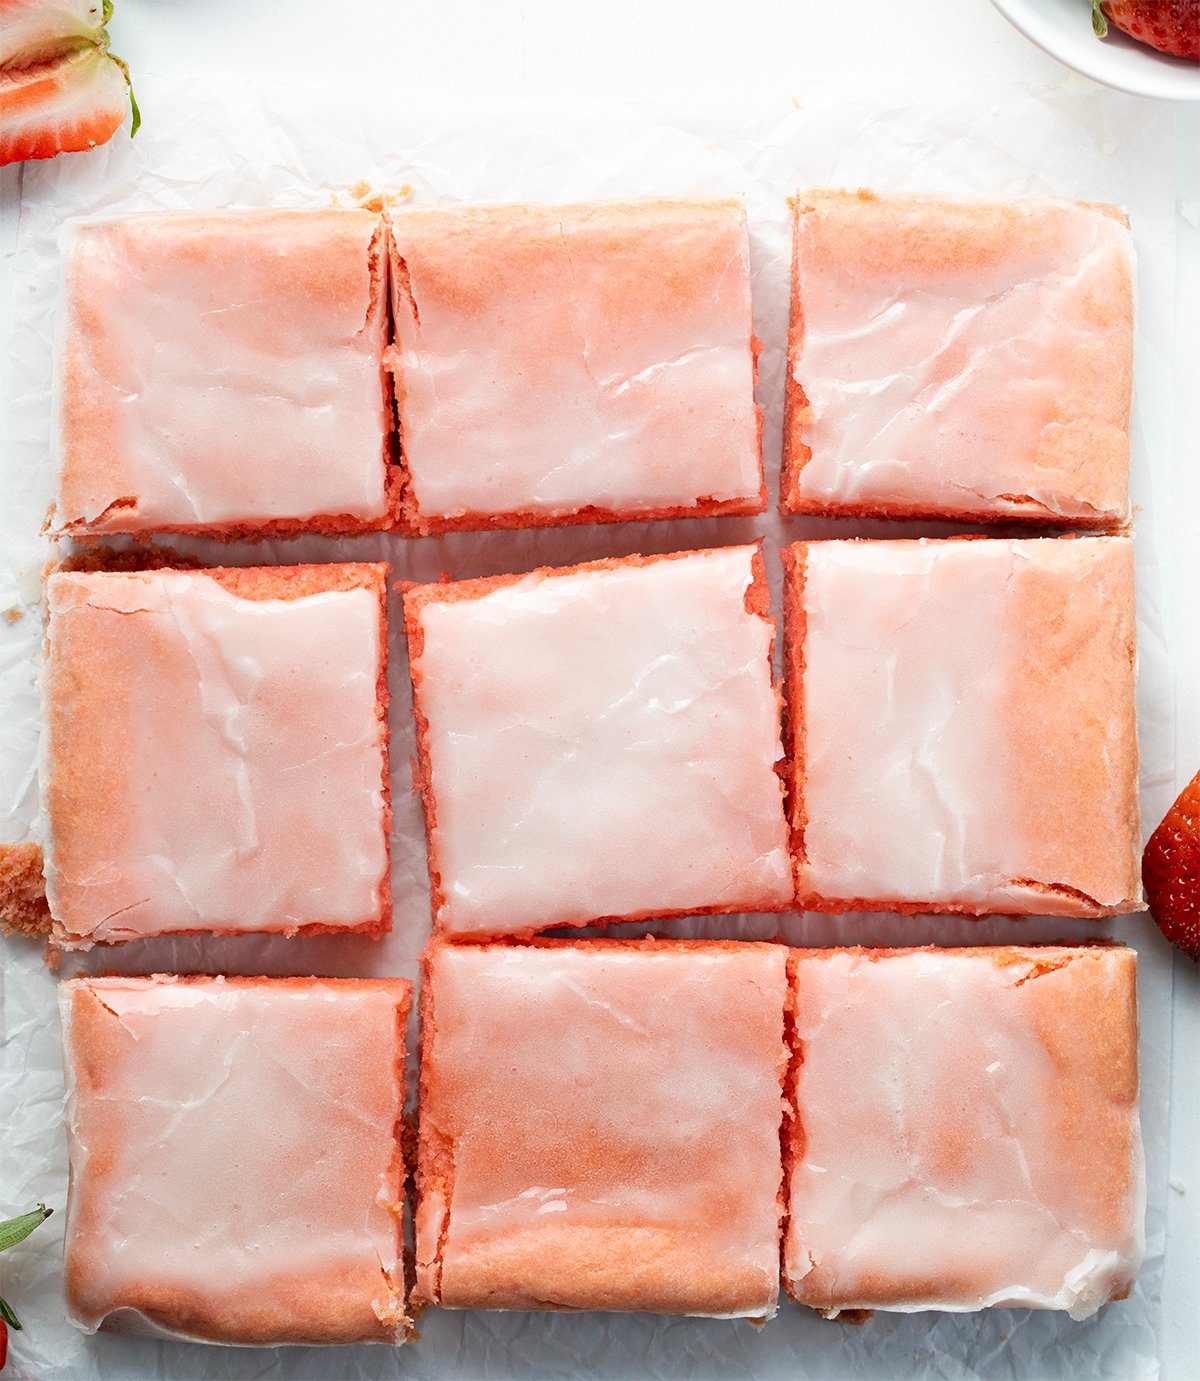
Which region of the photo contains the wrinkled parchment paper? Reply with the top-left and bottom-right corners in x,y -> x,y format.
0,76 -> 1183,1379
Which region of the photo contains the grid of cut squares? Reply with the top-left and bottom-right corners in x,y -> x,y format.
59,975 -> 412,1346
34,186 -> 1152,1349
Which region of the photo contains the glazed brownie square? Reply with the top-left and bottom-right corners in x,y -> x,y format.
416,939 -> 789,1316
783,192 -> 1134,526
52,210 -> 393,538
387,199 -> 764,533
42,563 -> 391,946
784,536 -> 1140,916
784,946 -> 1144,1319
60,975 -> 411,1345
403,544 -> 792,935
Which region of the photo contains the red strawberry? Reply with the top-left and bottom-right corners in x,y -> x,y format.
1093,0 -> 1200,60
1142,769 -> 1200,960
0,1204 -> 52,1374
0,0 -> 138,167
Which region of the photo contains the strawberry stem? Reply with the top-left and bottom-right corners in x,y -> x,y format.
0,1207 -> 51,1340
1092,0 -> 1110,37
0,1206 -> 51,1254
109,54 -> 141,137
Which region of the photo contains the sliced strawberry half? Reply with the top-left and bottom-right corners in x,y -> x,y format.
0,1 -> 116,59
0,0 -> 137,167
1142,769 -> 1200,960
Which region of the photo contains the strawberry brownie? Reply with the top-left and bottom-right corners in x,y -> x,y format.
60,975 -> 411,1345
784,535 -> 1140,916
402,544 -> 792,936
415,938 -> 789,1316
42,562 -> 391,947
51,209 -> 394,538
784,946 -> 1144,1319
783,192 -> 1134,526
387,199 -> 764,533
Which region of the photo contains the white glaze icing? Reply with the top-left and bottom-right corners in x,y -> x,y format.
43,570 -> 388,943
60,976 -> 408,1343
790,195 -> 1133,521
389,200 -> 761,524
52,210 -> 390,533
785,949 -> 1144,1319
794,537 -> 1140,914
410,546 -> 792,934
418,942 -> 789,1316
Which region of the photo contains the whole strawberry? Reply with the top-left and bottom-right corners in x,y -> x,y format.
1143,769 -> 1200,960
0,1205 -> 52,1373
1092,0 -> 1200,60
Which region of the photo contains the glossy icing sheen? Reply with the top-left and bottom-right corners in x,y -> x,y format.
43,570 -> 388,943
793,537 -> 1140,914
388,200 -> 762,524
53,210 -> 390,532
418,943 -> 789,1316
61,976 -> 409,1344
788,194 -> 1133,522
785,948 -> 1144,1319
411,546 -> 792,934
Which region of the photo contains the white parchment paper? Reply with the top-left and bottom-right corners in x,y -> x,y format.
0,76 -> 1182,1379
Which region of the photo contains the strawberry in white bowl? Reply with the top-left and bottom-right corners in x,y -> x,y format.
1092,0 -> 1200,60
991,0 -> 1200,101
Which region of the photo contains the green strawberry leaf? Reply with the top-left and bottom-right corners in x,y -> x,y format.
0,1294 -> 21,1330
0,1205 -> 52,1254
1092,0 -> 1110,37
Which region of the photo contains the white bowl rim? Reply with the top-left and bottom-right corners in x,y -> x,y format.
990,0 -> 1200,102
